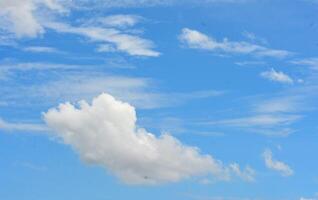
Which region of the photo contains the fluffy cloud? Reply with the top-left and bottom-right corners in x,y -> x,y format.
262,149 -> 293,177
260,68 -> 294,84
43,93 -> 254,185
179,28 -> 291,58
0,0 -> 66,37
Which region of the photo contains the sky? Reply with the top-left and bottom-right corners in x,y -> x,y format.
0,0 -> 318,199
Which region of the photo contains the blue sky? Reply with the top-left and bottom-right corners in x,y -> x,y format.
1,0 -> 318,199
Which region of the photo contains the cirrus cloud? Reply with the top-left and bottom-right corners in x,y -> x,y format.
178,28 -> 291,58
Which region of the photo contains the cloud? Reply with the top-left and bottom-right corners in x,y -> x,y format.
0,2 -> 159,57
0,0 -> 66,37
203,113 -> 301,137
46,21 -> 160,57
300,195 -> 318,200
96,14 -> 142,28
229,163 -> 255,182
0,68 -> 223,110
235,60 -> 266,66
75,0 -> 249,8
262,149 -> 293,177
254,96 -> 304,113
291,58 -> 318,70
207,114 -> 301,127
242,31 -> 268,45
0,62 -> 79,77
260,68 -> 294,84
43,93 -> 254,185
22,46 -> 60,53
0,118 -> 47,132
178,28 -> 291,58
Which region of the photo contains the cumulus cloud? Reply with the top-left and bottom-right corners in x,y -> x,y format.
262,149 -> 293,177
43,93 -> 254,185
178,28 -> 291,58
260,68 -> 294,84
0,0 -> 66,37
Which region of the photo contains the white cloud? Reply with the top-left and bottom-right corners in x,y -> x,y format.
208,114 -> 301,127
300,195 -> 318,200
0,69 -> 223,110
204,114 -> 301,137
76,0 -> 248,8
0,118 -> 47,132
0,0 -> 66,37
229,163 -> 255,182
242,31 -> 268,45
97,14 -> 142,28
254,96 -> 304,113
260,68 -> 294,84
43,93 -> 253,185
46,21 -> 160,57
96,44 -> 117,52
0,62 -> 79,73
0,2 -> 159,57
235,60 -> 266,66
291,58 -> 318,70
262,149 -> 293,177
179,28 -> 291,58
23,46 -> 60,53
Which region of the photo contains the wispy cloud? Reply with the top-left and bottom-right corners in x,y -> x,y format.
262,149 -> 294,177
229,163 -> 256,182
201,88 -> 308,137
235,60 -> 266,66
0,68 -> 223,110
95,14 -> 143,28
0,118 -> 48,132
22,46 -> 60,53
253,96 -> 304,113
179,28 -> 291,58
291,58 -> 318,70
0,1 -> 159,57
207,114 -> 301,127
46,21 -> 160,57
242,31 -> 268,45
75,0 -> 249,9
0,62 -> 80,79
260,68 -> 294,84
